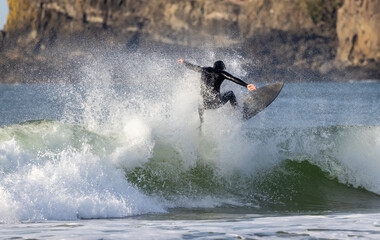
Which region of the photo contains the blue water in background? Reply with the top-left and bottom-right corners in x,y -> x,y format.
1,82 -> 378,127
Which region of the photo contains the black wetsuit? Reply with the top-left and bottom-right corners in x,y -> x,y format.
183,61 -> 248,123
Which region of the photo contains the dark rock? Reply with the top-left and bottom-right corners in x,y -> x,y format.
0,0 -> 379,83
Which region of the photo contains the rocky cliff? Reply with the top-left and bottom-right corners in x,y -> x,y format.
2,0 -> 319,45
336,0 -> 380,67
0,0 -> 379,83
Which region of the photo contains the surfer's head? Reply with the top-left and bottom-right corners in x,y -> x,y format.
213,60 -> 226,71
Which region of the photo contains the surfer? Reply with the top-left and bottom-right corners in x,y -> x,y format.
178,58 -> 256,123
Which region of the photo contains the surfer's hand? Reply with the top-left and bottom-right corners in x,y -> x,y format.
178,58 -> 184,63
247,84 -> 256,91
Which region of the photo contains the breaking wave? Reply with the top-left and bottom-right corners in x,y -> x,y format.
0,52 -> 379,223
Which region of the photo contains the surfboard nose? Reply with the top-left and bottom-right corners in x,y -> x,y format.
242,82 -> 284,121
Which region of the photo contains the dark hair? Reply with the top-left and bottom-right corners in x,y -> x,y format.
213,60 -> 226,70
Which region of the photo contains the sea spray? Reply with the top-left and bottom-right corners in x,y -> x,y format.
0,51 -> 379,222
110,118 -> 154,169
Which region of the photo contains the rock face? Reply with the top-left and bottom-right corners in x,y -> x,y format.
336,0 -> 380,66
3,0 -> 317,47
0,0 -> 379,83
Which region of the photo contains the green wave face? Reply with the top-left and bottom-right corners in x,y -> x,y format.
126,147 -> 380,212
1,120 -> 380,213
124,125 -> 380,212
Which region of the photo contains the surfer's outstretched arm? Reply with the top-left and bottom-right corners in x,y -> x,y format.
221,71 -> 256,90
178,59 -> 203,72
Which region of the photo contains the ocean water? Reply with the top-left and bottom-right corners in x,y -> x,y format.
0,56 -> 379,239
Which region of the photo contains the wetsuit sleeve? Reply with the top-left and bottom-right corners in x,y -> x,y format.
183,61 -> 203,73
221,71 -> 248,87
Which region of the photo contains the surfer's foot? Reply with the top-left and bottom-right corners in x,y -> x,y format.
197,124 -> 202,135
231,103 -> 240,111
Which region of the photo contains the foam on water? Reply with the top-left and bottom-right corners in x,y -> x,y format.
0,136 -> 165,223
2,213 -> 380,239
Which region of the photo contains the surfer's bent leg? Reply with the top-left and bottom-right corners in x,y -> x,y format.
198,98 -> 223,124
221,91 -> 238,107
